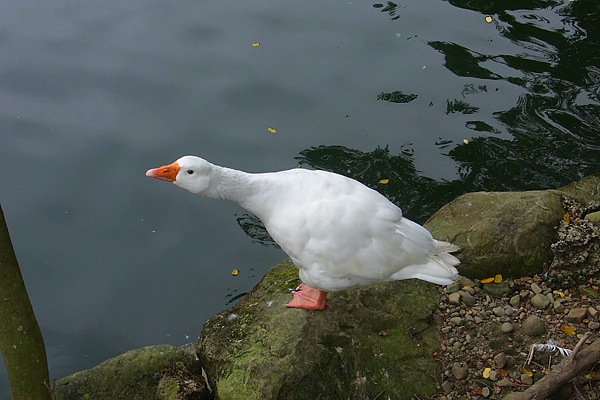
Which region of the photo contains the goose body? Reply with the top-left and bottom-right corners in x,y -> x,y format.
146,156 -> 459,310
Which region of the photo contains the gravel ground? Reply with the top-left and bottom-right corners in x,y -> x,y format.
430,275 -> 600,400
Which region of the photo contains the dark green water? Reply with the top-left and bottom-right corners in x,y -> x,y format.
0,0 -> 598,397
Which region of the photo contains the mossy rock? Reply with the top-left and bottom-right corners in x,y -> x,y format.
55,344 -> 207,400
424,174 -> 600,279
198,259 -> 441,400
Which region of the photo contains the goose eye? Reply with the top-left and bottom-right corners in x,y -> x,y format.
187,170 -> 194,175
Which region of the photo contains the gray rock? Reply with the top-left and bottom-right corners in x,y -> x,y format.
448,292 -> 461,305
482,386 -> 491,397
493,352 -> 507,369
521,374 -> 533,385
460,291 -> 477,306
531,282 -> 542,294
509,294 -> 521,308
497,378 -> 513,387
565,308 -> 587,324
492,307 -> 505,317
451,363 -> 468,380
441,380 -> 454,393
483,282 -> 510,297
446,282 -> 461,294
523,315 -> 546,336
500,322 -> 514,333
531,293 -> 550,309
488,370 -> 498,382
589,321 -> 600,330
449,317 -> 463,326
554,300 -> 565,313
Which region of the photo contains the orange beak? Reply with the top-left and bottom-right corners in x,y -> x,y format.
146,161 -> 180,182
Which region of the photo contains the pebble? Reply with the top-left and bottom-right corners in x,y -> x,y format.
523,315 -> 546,336
531,282 -> 542,294
492,307 -> 505,317
451,362 -> 468,380
493,352 -> 507,369
448,292 -> 461,305
531,293 -> 550,309
554,300 -> 565,313
441,380 -> 454,393
446,282 -> 461,294
509,294 -> 521,308
460,291 -> 477,306
589,321 -> 600,330
488,370 -> 498,382
521,374 -> 533,385
449,317 -> 463,326
500,322 -> 514,333
565,308 -> 587,324
482,386 -> 490,397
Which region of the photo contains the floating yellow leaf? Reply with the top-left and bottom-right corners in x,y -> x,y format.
268,127 -> 276,133
481,277 -> 495,284
494,274 -> 503,283
519,366 -> 533,377
482,367 -> 491,378
463,139 -> 469,144
252,42 -> 260,47
232,269 -> 239,276
564,213 -> 570,223
561,324 -> 575,335
585,371 -> 597,379
379,179 -> 389,184
553,290 -> 565,298
485,16 -> 493,23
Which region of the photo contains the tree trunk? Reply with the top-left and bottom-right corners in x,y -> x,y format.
0,204 -> 51,400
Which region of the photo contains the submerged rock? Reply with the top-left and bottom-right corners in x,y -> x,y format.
424,174 -> 600,279
198,259 -> 441,400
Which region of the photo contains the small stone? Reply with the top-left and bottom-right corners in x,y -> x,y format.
448,292 -> 461,305
456,276 -> 475,286
451,362 -> 468,380
488,370 -> 498,382
509,294 -> 521,308
497,378 -> 512,387
588,321 -> 600,330
474,316 -> 483,324
521,374 -> 533,385
565,308 -> 588,324
482,386 -> 490,398
554,300 -> 565,314
493,352 -> 507,369
545,292 -> 554,303
589,308 -> 598,318
462,286 -> 475,294
500,322 -> 514,333
492,307 -> 505,317
460,291 -> 477,306
449,317 -> 463,326
531,282 -> 542,294
441,380 -> 454,393
531,293 -> 551,309
483,282 -> 510,297
446,282 -> 461,294
523,315 -> 546,336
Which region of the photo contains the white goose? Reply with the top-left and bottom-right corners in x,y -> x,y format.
146,156 -> 459,310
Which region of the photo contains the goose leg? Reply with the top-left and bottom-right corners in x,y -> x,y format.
286,283 -> 331,310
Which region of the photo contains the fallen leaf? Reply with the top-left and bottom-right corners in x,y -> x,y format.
561,324 -> 575,335
485,16 -> 493,23
481,277 -> 495,284
585,371 -> 597,379
483,367 -> 491,378
378,330 -> 388,336
379,179 -> 389,184
494,274 -> 502,283
553,290 -> 565,298
395,33 -> 401,38
472,387 -> 482,395
564,213 -> 570,223
252,42 -> 260,47
498,369 -> 509,377
232,269 -> 239,276
268,127 -> 276,133
519,366 -> 533,377
463,139 -> 469,144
